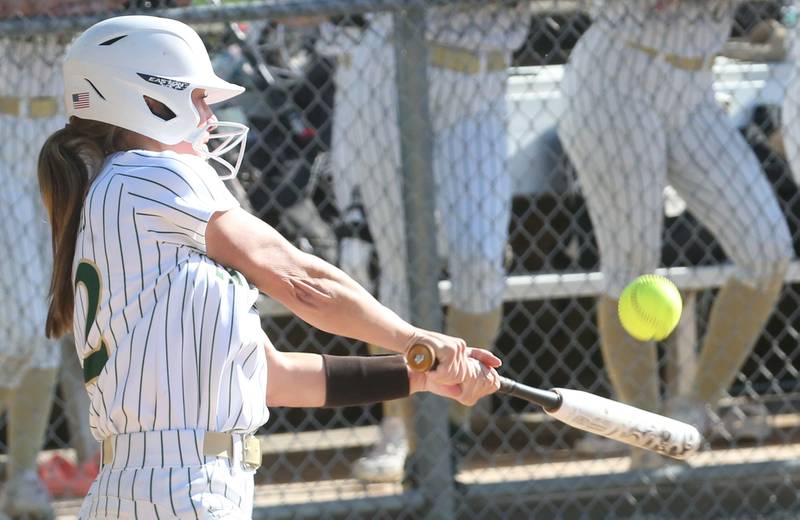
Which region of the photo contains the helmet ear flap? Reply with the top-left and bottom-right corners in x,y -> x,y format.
143,95 -> 176,121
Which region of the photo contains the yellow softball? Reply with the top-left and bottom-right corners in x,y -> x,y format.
618,274 -> 682,341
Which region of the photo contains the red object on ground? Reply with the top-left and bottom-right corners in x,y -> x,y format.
38,454 -> 75,498
38,452 -> 100,498
71,454 -> 100,497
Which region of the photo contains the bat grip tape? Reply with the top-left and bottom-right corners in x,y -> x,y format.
322,354 -> 410,408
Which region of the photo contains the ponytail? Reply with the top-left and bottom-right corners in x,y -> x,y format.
37,116 -> 127,338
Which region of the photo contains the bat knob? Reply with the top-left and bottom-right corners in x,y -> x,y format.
406,344 -> 436,372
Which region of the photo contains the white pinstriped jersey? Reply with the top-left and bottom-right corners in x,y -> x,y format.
591,0 -> 737,56
73,149 -> 270,442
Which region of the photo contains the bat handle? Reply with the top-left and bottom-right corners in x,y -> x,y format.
499,377 -> 562,412
406,344 -> 438,372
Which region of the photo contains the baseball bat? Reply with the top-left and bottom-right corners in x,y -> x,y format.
405,344 -> 702,460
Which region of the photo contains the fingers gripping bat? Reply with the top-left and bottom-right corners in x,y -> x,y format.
405,344 -> 702,460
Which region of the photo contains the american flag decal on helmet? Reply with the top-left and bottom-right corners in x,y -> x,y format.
72,92 -> 90,109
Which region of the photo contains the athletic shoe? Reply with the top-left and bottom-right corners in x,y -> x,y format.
0,469 -> 54,520
352,417 -> 408,483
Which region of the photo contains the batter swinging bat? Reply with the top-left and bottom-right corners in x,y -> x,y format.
406,344 -> 702,460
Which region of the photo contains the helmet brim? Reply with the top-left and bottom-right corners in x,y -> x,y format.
188,74 -> 245,105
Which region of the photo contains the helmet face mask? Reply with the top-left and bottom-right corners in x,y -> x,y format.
191,120 -> 249,180
64,15 -> 249,178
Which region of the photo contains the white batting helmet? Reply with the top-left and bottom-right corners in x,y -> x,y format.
63,15 -> 249,178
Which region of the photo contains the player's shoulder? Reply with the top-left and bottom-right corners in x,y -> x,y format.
110,149 -> 199,176
107,150 -> 216,195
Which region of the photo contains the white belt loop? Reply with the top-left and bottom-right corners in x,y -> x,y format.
231,433 -> 243,476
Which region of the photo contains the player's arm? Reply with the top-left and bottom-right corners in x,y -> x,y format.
263,342 -> 499,408
205,207 -> 501,385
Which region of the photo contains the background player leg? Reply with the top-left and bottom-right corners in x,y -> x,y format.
445,307 -> 503,427
0,211 -> 59,517
1,367 -> 57,520
782,69 -> 800,186
667,98 -> 792,439
559,95 -> 667,468
348,26 -> 413,482
434,108 -> 510,432
596,297 -> 660,413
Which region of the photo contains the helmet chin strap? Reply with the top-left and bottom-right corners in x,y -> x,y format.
188,120 -> 249,180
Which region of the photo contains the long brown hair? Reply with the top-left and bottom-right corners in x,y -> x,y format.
38,116 -> 128,338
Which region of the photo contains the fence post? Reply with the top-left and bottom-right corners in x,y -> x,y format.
393,6 -> 456,519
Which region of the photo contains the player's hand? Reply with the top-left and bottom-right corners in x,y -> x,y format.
405,328 -> 500,386
418,351 -> 501,406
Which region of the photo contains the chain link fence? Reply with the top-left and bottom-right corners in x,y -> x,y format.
3,0 -> 800,518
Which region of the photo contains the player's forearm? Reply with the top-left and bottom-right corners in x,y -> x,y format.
263,251 -> 417,353
206,208 -> 416,351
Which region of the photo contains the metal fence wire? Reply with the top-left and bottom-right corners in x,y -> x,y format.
3,0 -> 800,518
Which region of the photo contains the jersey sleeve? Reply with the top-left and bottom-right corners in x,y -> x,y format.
127,156 -> 239,252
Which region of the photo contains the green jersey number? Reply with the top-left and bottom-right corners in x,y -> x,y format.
75,261 -> 109,384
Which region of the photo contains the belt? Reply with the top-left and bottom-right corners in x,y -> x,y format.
101,429 -> 262,471
428,43 -> 507,75
625,41 -> 712,71
0,96 -> 60,118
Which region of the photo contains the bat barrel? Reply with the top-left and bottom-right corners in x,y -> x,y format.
499,377 -> 562,411
548,388 -> 702,460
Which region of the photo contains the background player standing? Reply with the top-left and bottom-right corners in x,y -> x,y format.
38,15 -> 500,517
0,30 -> 61,519
319,5 -> 530,481
0,1 -> 118,516
558,0 -> 793,466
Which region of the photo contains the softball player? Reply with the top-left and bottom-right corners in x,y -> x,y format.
558,0 -> 792,465
320,6 -> 529,481
0,30 -> 66,520
39,16 -> 499,518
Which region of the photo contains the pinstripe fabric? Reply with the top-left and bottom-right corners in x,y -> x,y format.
558,1 -> 792,297
79,458 -> 255,519
322,8 -> 528,317
589,1 -> 736,57
73,150 -> 269,518
783,33 -> 800,194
